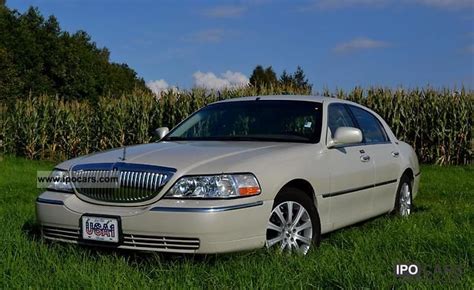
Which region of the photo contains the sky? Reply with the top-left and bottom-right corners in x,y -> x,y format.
7,0 -> 474,93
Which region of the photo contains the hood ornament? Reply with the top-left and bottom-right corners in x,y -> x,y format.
119,147 -> 127,161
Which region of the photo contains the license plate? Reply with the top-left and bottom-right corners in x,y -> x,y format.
81,216 -> 119,243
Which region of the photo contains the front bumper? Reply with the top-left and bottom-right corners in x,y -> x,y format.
36,191 -> 272,254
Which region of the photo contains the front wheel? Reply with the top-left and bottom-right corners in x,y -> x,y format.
266,187 -> 320,255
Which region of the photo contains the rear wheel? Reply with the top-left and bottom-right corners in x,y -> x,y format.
394,175 -> 413,217
265,187 -> 320,255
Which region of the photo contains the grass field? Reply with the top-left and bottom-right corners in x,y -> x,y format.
0,155 -> 472,288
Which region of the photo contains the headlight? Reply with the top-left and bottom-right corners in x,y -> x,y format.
47,169 -> 73,193
165,174 -> 261,199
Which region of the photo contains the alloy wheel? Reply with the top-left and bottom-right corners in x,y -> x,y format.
266,201 -> 313,254
399,182 -> 412,216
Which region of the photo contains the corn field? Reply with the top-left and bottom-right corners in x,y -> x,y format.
0,86 -> 472,164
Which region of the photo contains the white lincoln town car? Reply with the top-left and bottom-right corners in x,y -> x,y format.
36,95 -> 420,254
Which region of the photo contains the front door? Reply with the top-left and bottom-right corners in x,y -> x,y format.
325,104 -> 375,229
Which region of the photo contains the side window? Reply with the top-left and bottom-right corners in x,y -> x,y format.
328,104 -> 356,138
348,106 -> 388,143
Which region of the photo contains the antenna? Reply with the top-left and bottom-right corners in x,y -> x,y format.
120,147 -> 127,161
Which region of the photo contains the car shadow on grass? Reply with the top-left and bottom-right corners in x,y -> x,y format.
72,245 -> 254,266
412,204 -> 429,213
22,219 -> 42,241
321,204 -> 429,244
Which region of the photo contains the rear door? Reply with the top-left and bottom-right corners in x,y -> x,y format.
347,105 -> 401,215
325,103 -> 375,229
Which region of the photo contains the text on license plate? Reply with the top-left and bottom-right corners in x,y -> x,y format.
81,216 -> 119,243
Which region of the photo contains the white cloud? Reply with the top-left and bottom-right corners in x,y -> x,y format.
412,0 -> 474,8
202,5 -> 247,18
146,79 -> 177,96
466,44 -> 474,53
299,0 -> 473,10
221,71 -> 250,86
183,29 -> 227,43
299,0 -> 388,10
193,71 -> 249,90
334,37 -> 390,53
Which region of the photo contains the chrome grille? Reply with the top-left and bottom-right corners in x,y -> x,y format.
123,234 -> 200,252
71,162 -> 176,203
43,226 -> 79,242
42,225 -> 200,252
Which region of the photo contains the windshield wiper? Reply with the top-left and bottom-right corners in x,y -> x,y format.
163,136 -> 190,141
164,136 -> 256,141
164,135 -> 311,143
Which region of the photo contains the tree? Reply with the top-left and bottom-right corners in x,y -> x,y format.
278,66 -> 312,93
279,69 -> 293,87
0,5 -> 149,101
0,47 -> 22,102
249,65 -> 265,87
249,65 -> 278,89
264,66 -> 278,86
293,66 -> 312,91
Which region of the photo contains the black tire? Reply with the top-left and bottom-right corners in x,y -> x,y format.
393,175 -> 413,216
267,187 -> 321,252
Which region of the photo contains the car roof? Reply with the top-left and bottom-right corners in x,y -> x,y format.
211,95 -> 355,105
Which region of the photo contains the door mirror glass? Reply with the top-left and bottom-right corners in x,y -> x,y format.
154,127 -> 169,140
328,127 -> 362,148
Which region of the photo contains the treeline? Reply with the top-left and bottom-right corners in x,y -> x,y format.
0,4 -> 315,102
0,5 -> 149,102
0,86 -> 472,165
249,65 -> 312,93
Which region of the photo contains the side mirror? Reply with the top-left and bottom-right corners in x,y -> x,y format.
154,127 -> 169,140
328,127 -> 362,148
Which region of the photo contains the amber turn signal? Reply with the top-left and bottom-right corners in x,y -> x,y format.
238,186 -> 261,196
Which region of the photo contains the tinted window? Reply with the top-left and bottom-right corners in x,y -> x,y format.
166,100 -> 323,143
349,106 -> 388,143
328,104 -> 356,138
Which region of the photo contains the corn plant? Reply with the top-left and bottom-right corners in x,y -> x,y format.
0,86 -> 472,164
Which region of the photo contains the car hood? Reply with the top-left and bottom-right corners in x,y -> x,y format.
57,141 -> 304,175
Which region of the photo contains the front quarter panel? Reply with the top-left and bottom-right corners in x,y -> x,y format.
223,143 -> 332,233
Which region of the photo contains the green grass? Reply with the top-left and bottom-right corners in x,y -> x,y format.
0,155 -> 472,289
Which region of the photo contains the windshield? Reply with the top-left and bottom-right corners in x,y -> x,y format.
165,100 -> 323,143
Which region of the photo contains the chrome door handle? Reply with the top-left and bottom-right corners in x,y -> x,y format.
392,151 -> 400,158
360,155 -> 371,162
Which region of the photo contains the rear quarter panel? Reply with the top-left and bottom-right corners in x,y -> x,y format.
398,141 -> 420,198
